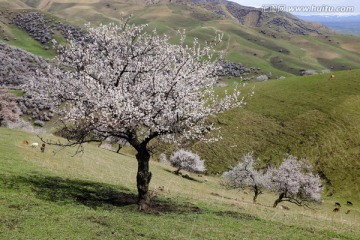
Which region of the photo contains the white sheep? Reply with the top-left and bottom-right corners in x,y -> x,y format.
31,142 -> 39,148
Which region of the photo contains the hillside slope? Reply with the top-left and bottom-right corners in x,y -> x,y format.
0,0 -> 359,200
0,1 -> 360,76
0,127 -> 359,239
191,70 -> 360,201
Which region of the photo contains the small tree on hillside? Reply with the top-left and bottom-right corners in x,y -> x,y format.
159,153 -> 169,165
270,156 -> 323,208
223,153 -> 271,203
26,21 -> 243,210
170,149 -> 206,175
0,89 -> 21,127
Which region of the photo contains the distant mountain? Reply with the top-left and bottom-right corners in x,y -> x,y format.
296,15 -> 360,35
171,0 -> 334,35
224,1 -> 334,35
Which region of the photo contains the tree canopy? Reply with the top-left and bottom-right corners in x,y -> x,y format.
27,21 -> 243,210
223,153 -> 271,203
270,156 -> 323,208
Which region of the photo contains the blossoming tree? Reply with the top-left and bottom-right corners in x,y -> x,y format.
223,153 -> 271,203
170,149 -> 206,175
27,22 -> 243,210
270,156 -> 323,208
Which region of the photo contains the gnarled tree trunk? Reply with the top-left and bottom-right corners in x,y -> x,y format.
174,167 -> 181,175
273,192 -> 286,208
136,147 -> 152,211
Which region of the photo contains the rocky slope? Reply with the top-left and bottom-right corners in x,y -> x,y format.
0,42 -> 54,124
172,0 -> 334,35
0,41 -> 47,88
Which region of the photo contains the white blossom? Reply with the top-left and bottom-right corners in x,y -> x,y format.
25,21 -> 243,210
170,149 -> 206,174
223,153 -> 271,202
270,156 -> 323,207
159,153 -> 169,165
27,22 -> 242,145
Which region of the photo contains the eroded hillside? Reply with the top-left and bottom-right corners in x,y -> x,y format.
1,1 -> 359,76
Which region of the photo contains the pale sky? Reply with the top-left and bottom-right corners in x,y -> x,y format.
231,0 -> 360,15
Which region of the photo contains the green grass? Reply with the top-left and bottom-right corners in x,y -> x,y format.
40,0 -> 360,76
2,24 -> 56,59
191,70 -> 360,201
1,4 -> 360,237
8,89 -> 24,97
3,1 -> 360,76
0,127 -> 359,239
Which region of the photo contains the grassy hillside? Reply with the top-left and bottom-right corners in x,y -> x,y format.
1,127 -> 359,239
1,1 -> 360,75
0,0 -> 28,9
190,70 -> 360,201
128,3 -> 360,77
1,23 -> 56,58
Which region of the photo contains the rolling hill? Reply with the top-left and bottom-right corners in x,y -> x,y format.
0,0 -> 360,76
0,127 -> 359,239
0,0 -> 360,203
190,70 -> 360,201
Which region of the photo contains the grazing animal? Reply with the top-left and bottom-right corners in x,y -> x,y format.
333,208 -> 340,212
31,142 -> 39,148
335,202 -> 341,207
345,210 -> 351,214
330,74 -> 335,78
40,143 -> 46,153
347,201 -> 353,206
22,140 -> 29,145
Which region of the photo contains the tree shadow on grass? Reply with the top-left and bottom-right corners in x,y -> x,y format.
1,174 -> 201,214
163,169 -> 203,183
24,175 -> 137,208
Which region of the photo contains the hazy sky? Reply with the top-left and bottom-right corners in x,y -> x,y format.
231,0 -> 360,15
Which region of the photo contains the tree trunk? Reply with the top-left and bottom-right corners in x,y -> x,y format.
136,148 -> 152,211
253,187 -> 260,203
116,144 -> 122,153
273,192 -> 285,208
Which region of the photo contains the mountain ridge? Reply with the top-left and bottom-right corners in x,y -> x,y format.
296,14 -> 360,35
0,0 -> 359,76
4,0 -> 335,35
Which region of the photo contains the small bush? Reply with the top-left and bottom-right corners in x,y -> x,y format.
170,149 -> 206,175
159,153 -> 170,165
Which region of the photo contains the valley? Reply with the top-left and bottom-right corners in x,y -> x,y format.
0,0 -> 360,239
